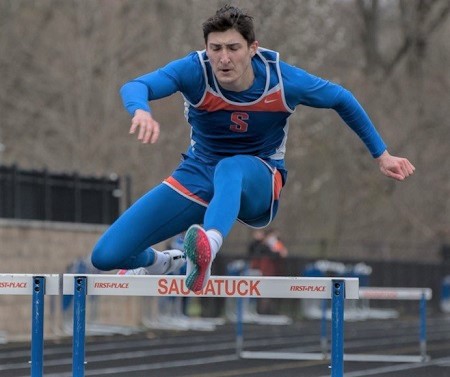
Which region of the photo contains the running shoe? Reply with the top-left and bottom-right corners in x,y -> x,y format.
184,224 -> 212,292
117,249 -> 185,275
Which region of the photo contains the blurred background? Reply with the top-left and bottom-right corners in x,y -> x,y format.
0,0 -> 450,339
0,0 -> 449,337
0,0 -> 450,376
2,0 -> 449,259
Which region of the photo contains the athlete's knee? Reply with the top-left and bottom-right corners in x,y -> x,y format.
91,242 -> 119,271
215,157 -> 244,181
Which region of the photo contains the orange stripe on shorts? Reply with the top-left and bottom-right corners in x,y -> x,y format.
164,176 -> 209,205
273,170 -> 283,200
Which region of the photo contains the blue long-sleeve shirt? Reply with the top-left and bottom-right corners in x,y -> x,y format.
120,48 -> 386,164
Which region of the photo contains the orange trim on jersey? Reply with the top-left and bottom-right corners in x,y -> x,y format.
273,170 -> 283,201
197,90 -> 287,112
164,176 -> 209,205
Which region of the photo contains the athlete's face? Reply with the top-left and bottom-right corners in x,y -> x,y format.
206,29 -> 258,92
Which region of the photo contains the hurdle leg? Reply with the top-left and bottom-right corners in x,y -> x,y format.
320,299 -> 328,358
31,276 -> 45,377
331,280 -> 345,377
419,292 -> 428,361
73,276 -> 87,377
236,297 -> 244,357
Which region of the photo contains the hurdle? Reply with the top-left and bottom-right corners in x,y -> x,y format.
63,274 -> 359,377
319,287 -> 432,363
242,286 -> 432,365
0,274 -> 60,377
340,287 -> 432,363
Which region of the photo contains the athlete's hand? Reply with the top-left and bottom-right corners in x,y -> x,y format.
129,109 -> 160,144
376,150 -> 415,181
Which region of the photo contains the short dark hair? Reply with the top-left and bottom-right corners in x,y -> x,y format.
202,5 -> 255,45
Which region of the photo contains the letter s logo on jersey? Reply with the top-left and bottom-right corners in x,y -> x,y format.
230,112 -> 249,133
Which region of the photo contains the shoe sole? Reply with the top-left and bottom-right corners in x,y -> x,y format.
184,225 -> 211,292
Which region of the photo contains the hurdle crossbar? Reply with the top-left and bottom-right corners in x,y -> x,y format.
62,274 -> 359,299
63,274 -> 359,377
0,274 -> 60,377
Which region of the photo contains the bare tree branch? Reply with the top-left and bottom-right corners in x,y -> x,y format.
383,0 -> 450,77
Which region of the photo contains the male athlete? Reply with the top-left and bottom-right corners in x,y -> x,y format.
91,5 -> 415,292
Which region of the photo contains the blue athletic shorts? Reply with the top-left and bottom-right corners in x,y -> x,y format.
163,154 -> 285,228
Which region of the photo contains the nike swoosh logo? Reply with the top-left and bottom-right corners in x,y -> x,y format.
264,98 -> 277,104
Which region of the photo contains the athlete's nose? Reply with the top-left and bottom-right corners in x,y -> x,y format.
219,50 -> 231,65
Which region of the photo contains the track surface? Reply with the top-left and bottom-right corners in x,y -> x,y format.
1,315 -> 450,377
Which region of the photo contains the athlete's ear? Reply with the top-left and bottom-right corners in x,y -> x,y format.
250,40 -> 259,57
204,38 -> 209,57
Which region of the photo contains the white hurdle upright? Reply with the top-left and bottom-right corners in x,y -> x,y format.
0,274 -> 60,377
63,274 -> 359,377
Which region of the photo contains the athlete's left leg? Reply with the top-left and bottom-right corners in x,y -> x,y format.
91,183 -> 205,273
184,155 -> 273,291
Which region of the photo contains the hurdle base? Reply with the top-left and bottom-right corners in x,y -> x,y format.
240,351 -> 430,363
343,353 -> 431,363
241,351 -> 328,361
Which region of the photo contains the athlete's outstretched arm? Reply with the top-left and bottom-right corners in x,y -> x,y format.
281,63 -> 415,181
119,53 -> 204,145
120,73 -> 175,145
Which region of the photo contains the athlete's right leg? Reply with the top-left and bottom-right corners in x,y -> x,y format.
184,156 -> 273,291
91,183 -> 205,272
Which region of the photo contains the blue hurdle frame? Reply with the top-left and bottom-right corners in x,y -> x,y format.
70,277 -> 348,377
0,274 -> 58,377
420,292 -> 427,360
320,288 -> 430,363
31,276 -> 45,377
320,292 -> 430,363
236,279 -> 347,377
331,280 -> 345,376
73,276 -> 87,377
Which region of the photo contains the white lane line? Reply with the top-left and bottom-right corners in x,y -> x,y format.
3,317 -> 449,361
318,356 -> 450,377
1,335 -> 314,372
3,322 -> 447,362
45,354 -> 239,377
5,330 -> 450,373
5,319 -> 450,376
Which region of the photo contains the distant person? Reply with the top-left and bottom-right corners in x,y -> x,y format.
264,228 -> 288,258
247,229 -> 273,274
91,5 -> 415,292
248,230 -> 272,258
